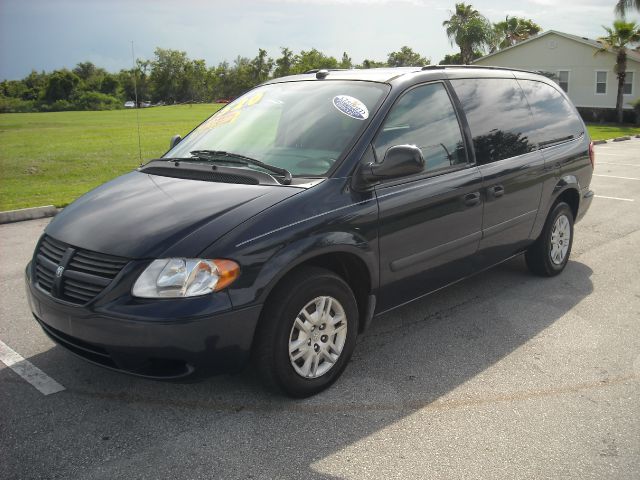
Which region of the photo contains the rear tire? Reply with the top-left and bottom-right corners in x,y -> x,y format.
252,266 -> 359,398
525,201 -> 574,277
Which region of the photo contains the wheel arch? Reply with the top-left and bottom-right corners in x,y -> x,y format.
254,242 -> 377,335
552,175 -> 580,220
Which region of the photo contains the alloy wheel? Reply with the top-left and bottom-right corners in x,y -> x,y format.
288,296 -> 347,379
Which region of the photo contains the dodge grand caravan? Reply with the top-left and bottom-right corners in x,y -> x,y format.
25,66 -> 594,397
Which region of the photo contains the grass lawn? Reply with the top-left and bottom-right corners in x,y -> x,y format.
586,123 -> 640,141
1,107 -> 638,211
0,104 -> 222,211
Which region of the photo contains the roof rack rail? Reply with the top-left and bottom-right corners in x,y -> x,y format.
420,64 -> 537,74
303,68 -> 351,74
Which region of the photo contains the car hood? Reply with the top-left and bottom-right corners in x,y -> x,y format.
46,171 -> 302,259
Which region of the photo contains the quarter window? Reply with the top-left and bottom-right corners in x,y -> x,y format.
451,78 -> 537,164
623,72 -> 634,95
596,71 -> 607,94
374,83 -> 467,174
557,71 -> 569,93
518,80 -> 584,148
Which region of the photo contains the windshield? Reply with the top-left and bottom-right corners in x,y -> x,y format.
166,81 -> 389,176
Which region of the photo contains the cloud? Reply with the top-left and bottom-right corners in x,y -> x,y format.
271,0 -> 433,4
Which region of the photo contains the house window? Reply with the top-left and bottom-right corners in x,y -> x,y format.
596,71 -> 607,94
557,71 -> 569,93
623,72 -> 634,95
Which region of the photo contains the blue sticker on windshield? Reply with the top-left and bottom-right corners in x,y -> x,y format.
333,95 -> 369,120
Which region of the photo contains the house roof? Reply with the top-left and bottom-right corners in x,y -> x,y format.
473,29 -> 640,64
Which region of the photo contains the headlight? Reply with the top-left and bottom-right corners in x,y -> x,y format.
132,258 -> 240,298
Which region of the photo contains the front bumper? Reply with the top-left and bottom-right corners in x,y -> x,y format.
26,265 -> 262,379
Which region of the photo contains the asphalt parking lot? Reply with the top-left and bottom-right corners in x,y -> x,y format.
1,140 -> 639,480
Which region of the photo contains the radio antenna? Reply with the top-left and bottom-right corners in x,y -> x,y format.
131,41 -> 143,166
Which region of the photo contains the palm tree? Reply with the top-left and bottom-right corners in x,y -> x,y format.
596,20 -> 640,123
442,3 -> 491,64
615,0 -> 640,17
492,16 -> 542,51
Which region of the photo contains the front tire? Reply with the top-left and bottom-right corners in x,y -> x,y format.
252,266 -> 359,397
525,201 -> 574,277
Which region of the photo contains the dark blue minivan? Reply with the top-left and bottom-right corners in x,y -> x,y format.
25,66 -> 594,397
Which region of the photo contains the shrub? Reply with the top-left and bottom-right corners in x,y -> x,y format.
72,91 -> 122,111
632,98 -> 640,123
46,100 -> 75,112
0,96 -> 36,113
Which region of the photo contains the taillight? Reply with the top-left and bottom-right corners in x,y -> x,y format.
588,141 -> 595,169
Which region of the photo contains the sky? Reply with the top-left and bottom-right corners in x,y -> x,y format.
0,0 -> 637,80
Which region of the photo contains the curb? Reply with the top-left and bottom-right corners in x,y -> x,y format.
594,135 -> 639,144
0,205 -> 59,225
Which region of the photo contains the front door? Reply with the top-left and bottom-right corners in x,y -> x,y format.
375,82 -> 483,312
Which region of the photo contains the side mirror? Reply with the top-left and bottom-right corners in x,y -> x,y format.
359,145 -> 424,185
169,134 -> 182,149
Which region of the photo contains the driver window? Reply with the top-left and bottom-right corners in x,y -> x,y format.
374,83 -> 467,173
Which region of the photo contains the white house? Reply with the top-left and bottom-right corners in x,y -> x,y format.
473,30 -> 640,114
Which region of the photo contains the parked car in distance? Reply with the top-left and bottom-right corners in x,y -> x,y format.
123,100 -> 136,108
26,66 -> 594,397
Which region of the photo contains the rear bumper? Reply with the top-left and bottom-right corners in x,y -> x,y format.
576,188 -> 594,223
26,266 -> 262,379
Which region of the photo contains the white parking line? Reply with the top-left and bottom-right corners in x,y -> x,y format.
0,340 -> 65,395
596,153 -> 638,157
597,162 -> 640,167
593,174 -> 640,181
595,195 -> 635,202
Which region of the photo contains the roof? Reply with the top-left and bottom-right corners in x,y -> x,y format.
264,67 -> 423,84
473,30 -> 640,64
264,65 -> 548,85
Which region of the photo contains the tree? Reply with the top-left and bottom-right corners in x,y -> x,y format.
20,70 -> 47,100
439,51 -> 483,65
274,48 -> 294,78
72,62 -> 98,81
386,46 -> 429,67
250,48 -> 273,83
99,73 -> 120,96
223,56 -> 258,97
359,59 -> 387,68
491,16 -> 541,51
442,3 -> 491,64
615,0 -> 640,16
118,59 -> 150,102
149,48 -> 190,103
339,52 -> 353,69
290,49 -> 338,74
43,70 -> 80,102
439,53 -> 462,65
180,59 -> 209,102
596,20 -> 640,123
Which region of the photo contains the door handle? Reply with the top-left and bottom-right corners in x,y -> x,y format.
463,192 -> 481,207
489,185 -> 504,198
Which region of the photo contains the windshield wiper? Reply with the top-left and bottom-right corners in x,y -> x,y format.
189,150 -> 292,185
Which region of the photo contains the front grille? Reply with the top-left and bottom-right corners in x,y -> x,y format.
34,235 -> 129,305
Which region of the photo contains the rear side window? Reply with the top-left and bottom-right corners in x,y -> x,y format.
451,78 -> 536,165
374,82 -> 467,174
517,80 -> 585,148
